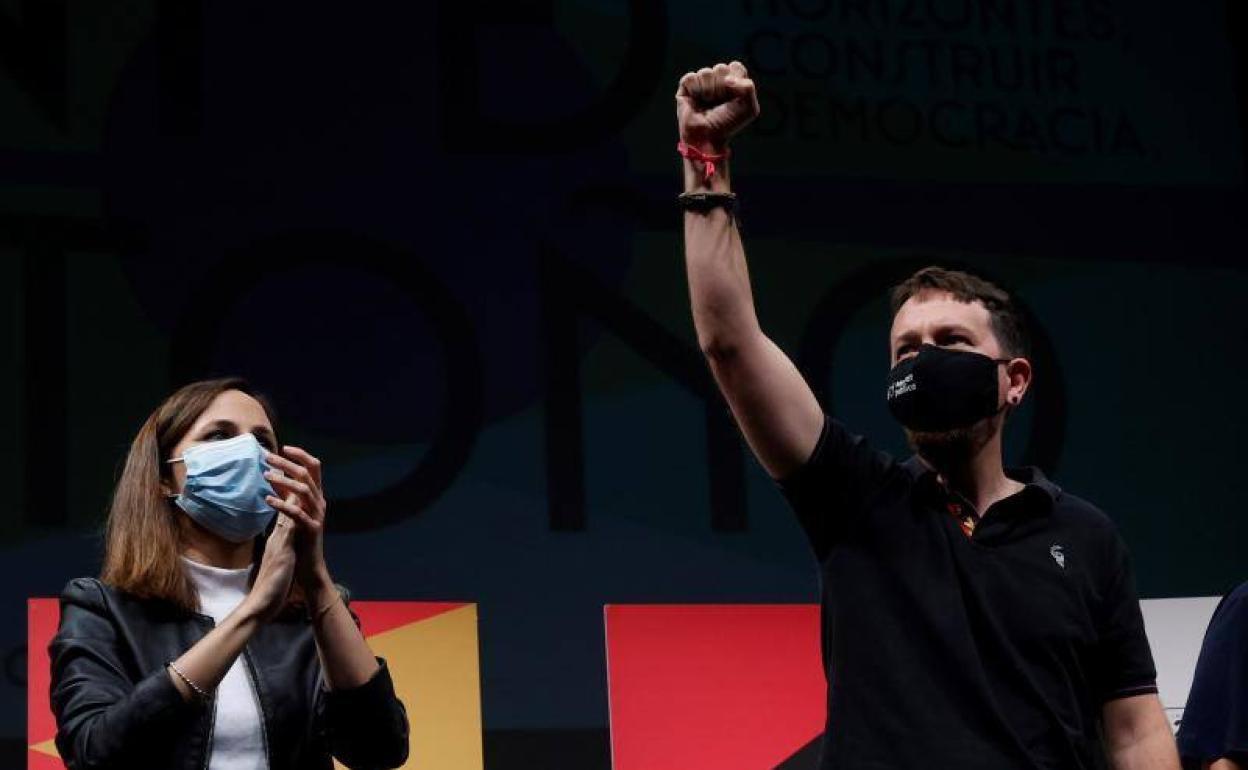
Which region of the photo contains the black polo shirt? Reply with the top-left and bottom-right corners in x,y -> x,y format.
780,416 -> 1157,770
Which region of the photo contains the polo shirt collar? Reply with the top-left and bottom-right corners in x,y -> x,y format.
901,454 -> 1062,509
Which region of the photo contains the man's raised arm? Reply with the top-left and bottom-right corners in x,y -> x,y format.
678,61 -> 824,479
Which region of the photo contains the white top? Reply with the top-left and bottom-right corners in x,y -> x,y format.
181,556 -> 268,770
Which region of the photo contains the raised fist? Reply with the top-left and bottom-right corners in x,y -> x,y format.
675,61 -> 760,151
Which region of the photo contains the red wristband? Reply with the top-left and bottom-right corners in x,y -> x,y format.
677,141 -> 730,182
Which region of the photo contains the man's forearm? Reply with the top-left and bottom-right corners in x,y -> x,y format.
1103,693 -> 1180,770
682,156 -> 762,360
1108,725 -> 1181,770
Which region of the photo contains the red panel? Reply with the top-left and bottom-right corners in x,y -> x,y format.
605,604 -> 826,770
28,598 -> 61,758
352,601 -> 466,637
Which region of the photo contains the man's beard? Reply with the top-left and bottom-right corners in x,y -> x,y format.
905,417 -> 997,470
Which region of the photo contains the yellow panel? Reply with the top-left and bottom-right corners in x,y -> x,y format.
336,604 -> 483,770
29,738 -> 60,757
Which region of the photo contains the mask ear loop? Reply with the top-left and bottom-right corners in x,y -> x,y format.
163,456 -> 185,499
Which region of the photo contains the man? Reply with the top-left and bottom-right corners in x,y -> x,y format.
676,61 -> 1180,770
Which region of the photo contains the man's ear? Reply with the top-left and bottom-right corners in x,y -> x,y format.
1005,357 -> 1033,405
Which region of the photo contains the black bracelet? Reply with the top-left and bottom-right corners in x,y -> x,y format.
677,191 -> 738,215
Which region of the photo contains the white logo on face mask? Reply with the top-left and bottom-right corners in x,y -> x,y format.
887,373 -> 916,401
1050,544 -> 1065,569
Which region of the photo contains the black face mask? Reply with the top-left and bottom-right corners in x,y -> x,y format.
886,345 -> 1010,432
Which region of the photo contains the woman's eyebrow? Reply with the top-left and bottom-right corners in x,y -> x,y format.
197,418 -> 238,435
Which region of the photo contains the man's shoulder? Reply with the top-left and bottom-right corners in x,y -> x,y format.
1045,486 -> 1122,541
779,416 -> 902,492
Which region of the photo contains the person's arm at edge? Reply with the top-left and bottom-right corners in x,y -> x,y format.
678,62 -> 823,479
1103,693 -> 1181,770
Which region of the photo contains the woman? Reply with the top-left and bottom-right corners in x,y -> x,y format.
49,377 -> 409,769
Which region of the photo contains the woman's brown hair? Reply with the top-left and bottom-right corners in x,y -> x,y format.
101,377 -> 285,614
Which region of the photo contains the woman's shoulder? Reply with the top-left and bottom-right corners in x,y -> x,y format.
59,576 -> 109,608
55,578 -> 205,651
54,579 -> 124,641
58,577 -> 182,619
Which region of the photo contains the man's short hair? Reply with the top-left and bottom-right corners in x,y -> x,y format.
889,266 -> 1031,359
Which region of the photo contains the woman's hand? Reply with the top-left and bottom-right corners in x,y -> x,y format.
242,513 -> 298,622
263,446 -> 332,596
261,446 -> 381,692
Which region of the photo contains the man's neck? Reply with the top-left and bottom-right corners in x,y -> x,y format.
927,432 -> 1024,516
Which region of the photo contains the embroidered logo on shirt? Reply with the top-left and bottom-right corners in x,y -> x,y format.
1049,544 -> 1066,569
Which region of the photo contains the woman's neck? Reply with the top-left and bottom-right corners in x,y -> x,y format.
179,519 -> 253,569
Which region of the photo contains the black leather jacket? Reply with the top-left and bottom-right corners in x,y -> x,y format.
49,577 -> 409,770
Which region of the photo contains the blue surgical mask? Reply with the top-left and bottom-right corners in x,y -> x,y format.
169,432 -> 277,542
